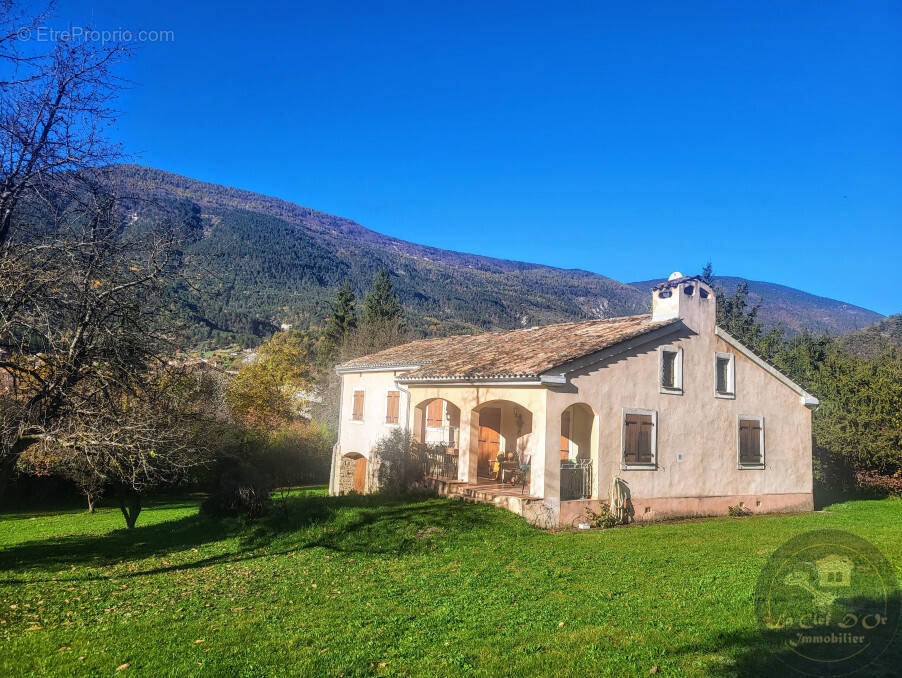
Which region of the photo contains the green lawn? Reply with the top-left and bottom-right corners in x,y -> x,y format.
1,492 -> 899,677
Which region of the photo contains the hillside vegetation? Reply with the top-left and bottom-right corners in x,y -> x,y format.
106,165 -> 881,349
838,313 -> 902,358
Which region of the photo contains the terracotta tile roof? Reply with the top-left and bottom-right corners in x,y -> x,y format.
337,314 -> 679,381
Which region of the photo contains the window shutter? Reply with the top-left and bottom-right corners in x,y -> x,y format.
739,418 -> 762,465
426,400 -> 443,428
352,391 -> 364,420
637,415 -> 654,463
386,391 -> 400,424
624,413 -> 654,465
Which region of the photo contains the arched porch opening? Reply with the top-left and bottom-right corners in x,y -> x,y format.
560,403 -> 596,500
470,400 -> 535,489
413,398 -> 461,480
413,398 -> 461,449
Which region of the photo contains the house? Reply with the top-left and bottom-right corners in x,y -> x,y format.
328,273 -> 818,528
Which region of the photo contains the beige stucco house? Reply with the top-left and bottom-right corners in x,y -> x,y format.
328,274 -> 818,528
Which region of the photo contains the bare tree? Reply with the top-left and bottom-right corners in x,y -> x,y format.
0,1 -> 128,249
0,181 -> 181,497
19,365 -> 221,527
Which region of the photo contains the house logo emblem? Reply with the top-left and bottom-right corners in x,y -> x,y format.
755,530 -> 899,675
816,554 -> 853,588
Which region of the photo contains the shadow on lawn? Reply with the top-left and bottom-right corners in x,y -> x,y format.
675,592 -> 901,677
0,493 -> 489,583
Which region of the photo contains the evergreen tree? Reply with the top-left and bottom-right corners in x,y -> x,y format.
351,268 -> 407,356
318,281 -> 357,365
700,263 -> 763,348
362,268 -> 403,325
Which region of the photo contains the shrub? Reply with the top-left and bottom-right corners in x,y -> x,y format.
373,429 -> 425,494
584,502 -> 620,529
855,471 -> 902,497
201,420 -> 335,517
727,504 -> 751,517
202,457 -> 273,518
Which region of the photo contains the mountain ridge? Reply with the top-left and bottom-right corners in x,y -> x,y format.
105,165 -> 883,347
629,276 -> 883,335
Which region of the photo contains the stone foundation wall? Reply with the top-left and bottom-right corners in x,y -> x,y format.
559,492 -> 814,527
337,456 -> 357,494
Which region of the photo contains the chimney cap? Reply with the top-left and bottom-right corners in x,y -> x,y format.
652,274 -> 703,291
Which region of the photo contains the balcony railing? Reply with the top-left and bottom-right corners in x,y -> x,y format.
423,445 -> 459,480
560,460 -> 592,500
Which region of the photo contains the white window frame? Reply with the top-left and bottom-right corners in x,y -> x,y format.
659,345 -> 683,395
425,399 -> 446,430
350,388 -> 365,423
621,408 -> 658,471
714,352 -> 736,399
737,415 -> 765,469
384,388 -> 401,427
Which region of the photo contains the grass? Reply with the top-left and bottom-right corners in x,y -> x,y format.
0,491 -> 900,677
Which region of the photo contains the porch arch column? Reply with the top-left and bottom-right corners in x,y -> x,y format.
458,406 -> 477,483
538,405 -> 559,504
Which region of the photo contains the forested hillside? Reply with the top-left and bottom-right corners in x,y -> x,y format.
838,314 -> 902,358
106,165 -> 882,349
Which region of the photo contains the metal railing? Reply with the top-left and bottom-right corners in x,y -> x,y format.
560,460 -> 592,500
423,446 -> 459,480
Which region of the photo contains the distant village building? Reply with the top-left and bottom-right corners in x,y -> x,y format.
329,274 -> 818,528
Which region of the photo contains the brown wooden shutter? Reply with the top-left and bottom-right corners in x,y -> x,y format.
560,411 -> 571,461
624,413 -> 654,465
352,391 -> 364,421
739,418 -> 762,465
426,399 -> 443,427
385,391 -> 400,424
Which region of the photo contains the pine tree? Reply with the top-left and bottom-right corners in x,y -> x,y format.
351,268 -> 407,355
700,263 -> 763,349
318,281 -> 357,365
362,268 -> 403,325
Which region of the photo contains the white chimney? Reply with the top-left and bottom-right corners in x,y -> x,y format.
651,272 -> 715,333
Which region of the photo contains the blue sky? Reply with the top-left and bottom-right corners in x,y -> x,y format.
52,1 -> 901,314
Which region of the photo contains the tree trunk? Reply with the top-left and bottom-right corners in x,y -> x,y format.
86,492 -> 95,514
118,488 -> 141,529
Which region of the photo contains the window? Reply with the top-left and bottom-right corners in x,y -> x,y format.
738,416 -> 764,468
426,399 -> 444,428
659,346 -> 683,394
622,409 -> 657,468
351,390 -> 365,421
715,352 -> 735,398
385,390 -> 400,425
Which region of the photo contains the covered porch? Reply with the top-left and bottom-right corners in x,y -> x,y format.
409,388 -> 598,525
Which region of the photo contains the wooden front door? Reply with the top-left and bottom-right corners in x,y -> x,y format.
477,408 -> 501,476
352,456 -> 367,492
